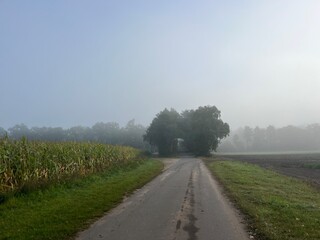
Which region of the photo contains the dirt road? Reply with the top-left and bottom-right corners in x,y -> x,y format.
76,157 -> 249,240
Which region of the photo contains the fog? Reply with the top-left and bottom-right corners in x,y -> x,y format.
1,1 -> 320,130
218,124 -> 320,153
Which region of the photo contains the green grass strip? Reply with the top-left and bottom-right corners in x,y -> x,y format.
303,163 -> 320,169
208,161 -> 320,240
0,160 -> 163,240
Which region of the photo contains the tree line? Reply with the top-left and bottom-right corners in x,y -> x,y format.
2,111 -> 318,154
0,120 -> 149,150
218,124 -> 320,153
0,106 -> 230,156
143,106 -> 230,156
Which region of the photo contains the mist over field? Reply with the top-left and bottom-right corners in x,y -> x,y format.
217,124 -> 320,153
1,1 -> 320,136
2,3 -> 320,240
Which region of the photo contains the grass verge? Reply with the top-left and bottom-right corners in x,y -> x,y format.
303,163 -> 320,169
0,159 -> 163,240
208,160 -> 320,240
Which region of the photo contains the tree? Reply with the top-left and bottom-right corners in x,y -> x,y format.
265,125 -> 277,151
67,126 -> 89,142
122,119 -> 148,149
8,124 -> 30,139
0,127 -> 7,137
182,106 -> 229,155
92,122 -> 121,144
243,126 -> 253,151
144,106 -> 230,156
233,134 -> 244,152
252,127 -> 266,151
143,108 -> 181,156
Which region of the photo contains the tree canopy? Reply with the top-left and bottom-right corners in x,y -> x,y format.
144,106 -> 230,156
143,108 -> 181,156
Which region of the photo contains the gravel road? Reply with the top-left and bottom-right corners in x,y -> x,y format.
76,157 -> 249,240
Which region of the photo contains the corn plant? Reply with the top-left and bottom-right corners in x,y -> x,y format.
0,137 -> 141,195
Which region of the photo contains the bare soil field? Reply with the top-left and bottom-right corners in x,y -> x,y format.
215,153 -> 320,188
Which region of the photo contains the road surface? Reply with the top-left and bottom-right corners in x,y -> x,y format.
76,157 -> 249,240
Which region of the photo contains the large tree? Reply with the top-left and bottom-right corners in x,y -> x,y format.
182,106 -> 230,155
143,108 -> 181,156
144,106 -> 229,156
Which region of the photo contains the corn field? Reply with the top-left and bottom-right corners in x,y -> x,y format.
0,137 -> 141,195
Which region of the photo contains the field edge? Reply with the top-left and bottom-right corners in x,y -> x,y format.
0,159 -> 164,240
205,159 -> 320,240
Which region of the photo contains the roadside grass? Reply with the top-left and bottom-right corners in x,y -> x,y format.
303,163 -> 320,169
208,160 -> 320,240
0,159 -> 163,240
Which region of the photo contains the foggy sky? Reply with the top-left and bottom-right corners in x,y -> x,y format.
1,1 -> 320,130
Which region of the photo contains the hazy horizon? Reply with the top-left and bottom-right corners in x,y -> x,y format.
1,114 -> 319,132
1,1 -> 320,130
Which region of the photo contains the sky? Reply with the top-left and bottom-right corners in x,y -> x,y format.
1,0 -> 320,130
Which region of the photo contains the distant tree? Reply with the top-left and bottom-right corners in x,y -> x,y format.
122,119 -> 148,149
252,127 -> 267,151
265,125 -> 277,151
181,106 -> 229,155
144,108 -> 181,156
67,126 -> 89,142
232,134 -> 244,152
218,123 -> 320,153
0,127 -> 7,137
92,122 -> 121,144
306,124 -> 320,149
243,126 -> 253,150
277,125 -> 306,151
29,127 -> 64,141
8,124 -> 30,139
3,121 -> 151,150
217,139 -> 236,152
